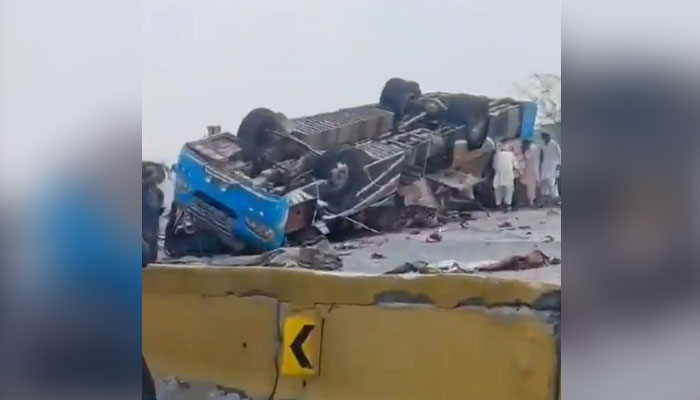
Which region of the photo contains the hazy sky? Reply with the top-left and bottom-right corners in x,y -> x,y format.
142,0 -> 561,162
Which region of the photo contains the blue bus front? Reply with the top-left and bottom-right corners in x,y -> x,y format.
173,144 -> 289,253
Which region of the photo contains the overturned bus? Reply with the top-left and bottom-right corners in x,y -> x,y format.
165,78 -> 537,256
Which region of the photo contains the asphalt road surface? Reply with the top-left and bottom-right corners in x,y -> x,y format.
333,208 -> 561,283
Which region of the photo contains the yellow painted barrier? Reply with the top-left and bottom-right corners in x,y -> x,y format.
143,266 -> 560,400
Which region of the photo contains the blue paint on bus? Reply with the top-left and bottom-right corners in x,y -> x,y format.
173,148 -> 289,253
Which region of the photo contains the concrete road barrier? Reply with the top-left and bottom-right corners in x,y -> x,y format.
143,266 -> 560,400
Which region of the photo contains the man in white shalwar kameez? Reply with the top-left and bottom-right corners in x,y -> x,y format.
521,139 -> 540,206
492,145 -> 518,211
539,132 -> 561,199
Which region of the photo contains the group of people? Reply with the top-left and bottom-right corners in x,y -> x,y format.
492,132 -> 561,210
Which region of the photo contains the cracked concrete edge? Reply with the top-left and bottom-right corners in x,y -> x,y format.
144,265 -> 560,310
145,296 -> 559,400
144,266 -> 561,399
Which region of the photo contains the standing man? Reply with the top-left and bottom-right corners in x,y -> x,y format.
492,145 -> 517,211
521,139 -> 541,207
141,162 -> 163,400
142,162 -> 166,267
539,132 -> 561,201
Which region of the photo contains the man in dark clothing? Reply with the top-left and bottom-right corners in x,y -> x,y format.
142,162 -> 165,399
142,181 -> 162,267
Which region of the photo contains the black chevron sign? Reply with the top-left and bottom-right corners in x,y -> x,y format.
290,324 -> 315,369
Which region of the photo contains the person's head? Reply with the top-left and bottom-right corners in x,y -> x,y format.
542,132 -> 551,144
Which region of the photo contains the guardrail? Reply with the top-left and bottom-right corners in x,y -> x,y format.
143,266 -> 560,400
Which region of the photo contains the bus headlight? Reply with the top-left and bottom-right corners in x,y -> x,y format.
245,217 -> 276,242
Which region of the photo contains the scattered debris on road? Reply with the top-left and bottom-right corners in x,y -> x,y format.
334,241 -> 363,251
385,249 -> 556,275
475,249 -> 551,272
386,260 -> 470,275
163,240 -> 342,271
426,232 -> 443,243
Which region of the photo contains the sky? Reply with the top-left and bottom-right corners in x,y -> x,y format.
142,0 -> 562,163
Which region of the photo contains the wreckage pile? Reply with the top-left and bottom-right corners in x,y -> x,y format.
146,77 -> 553,272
